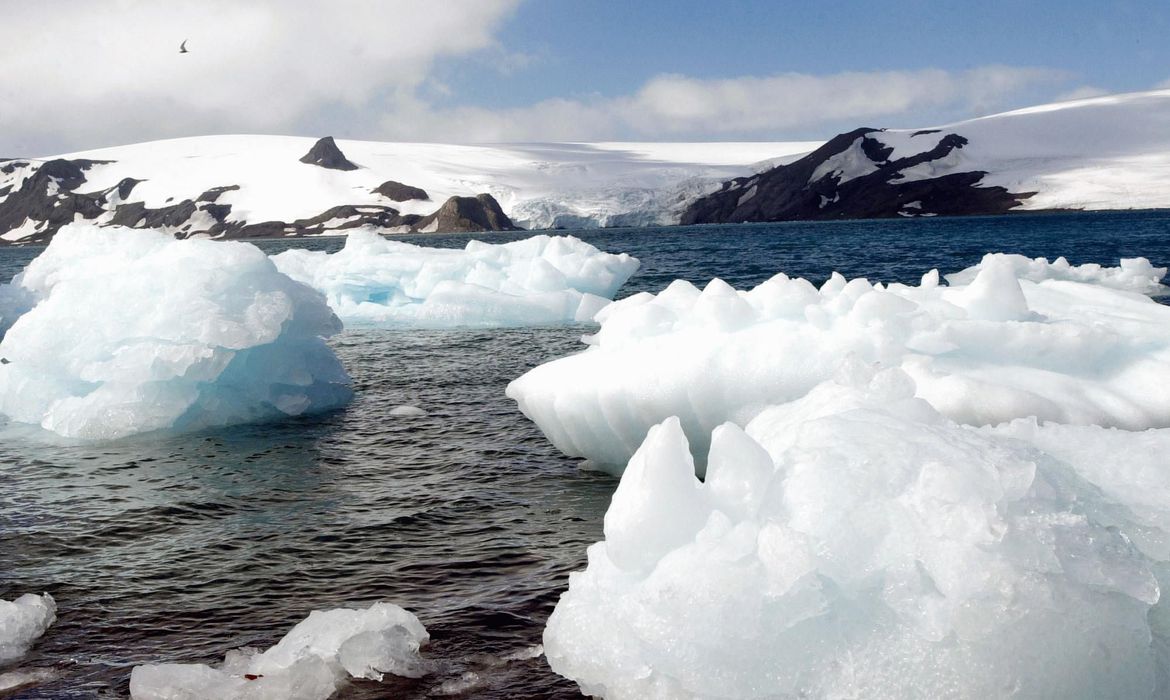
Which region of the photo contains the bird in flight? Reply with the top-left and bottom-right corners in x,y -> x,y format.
179,39 -> 189,54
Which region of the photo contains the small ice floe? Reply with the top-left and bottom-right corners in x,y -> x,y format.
390,405 -> 427,418
0,593 -> 56,664
129,602 -> 428,700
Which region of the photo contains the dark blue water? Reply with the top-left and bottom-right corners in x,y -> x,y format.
1,211 -> 1169,699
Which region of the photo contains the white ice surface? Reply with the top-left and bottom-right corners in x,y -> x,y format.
40,138 -> 816,231
271,230 -> 639,327
872,89 -> 1170,210
130,602 -> 428,700
544,373 -> 1170,699
0,225 -> 352,440
0,594 -> 56,664
507,253 -> 1170,472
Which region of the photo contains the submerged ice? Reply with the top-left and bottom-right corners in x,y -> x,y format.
271,230 -> 640,327
130,602 -> 428,700
544,371 -> 1170,699
508,253 -> 1170,472
0,225 -> 352,439
0,593 -> 55,665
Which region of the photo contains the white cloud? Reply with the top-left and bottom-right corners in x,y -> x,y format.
1055,86 -> 1111,102
0,0 -> 521,155
0,2 -> 1072,154
376,66 -> 1069,142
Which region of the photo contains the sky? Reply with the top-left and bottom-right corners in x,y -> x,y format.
2,0 -> 1169,156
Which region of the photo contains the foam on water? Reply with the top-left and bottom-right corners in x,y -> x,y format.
271,230 -> 639,327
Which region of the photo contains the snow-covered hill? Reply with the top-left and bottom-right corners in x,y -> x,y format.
683,89 -> 1170,223
0,137 -> 813,244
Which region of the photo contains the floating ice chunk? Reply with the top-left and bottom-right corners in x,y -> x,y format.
0,593 -> 56,664
544,373 -> 1164,699
271,230 -> 639,327
390,404 -> 427,417
946,252 -> 1169,296
129,602 -> 428,700
508,254 -> 1170,472
0,225 -> 352,440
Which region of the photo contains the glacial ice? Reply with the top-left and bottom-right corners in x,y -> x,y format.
129,601 -> 428,700
0,593 -> 56,664
271,230 -> 640,327
544,370 -> 1170,699
507,253 -> 1170,473
0,225 -> 352,440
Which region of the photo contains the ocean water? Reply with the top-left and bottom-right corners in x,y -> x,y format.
2,211 -> 1169,698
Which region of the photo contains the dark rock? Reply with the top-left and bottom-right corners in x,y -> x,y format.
298,136 -> 358,171
372,180 -> 429,202
412,193 -> 519,233
197,184 -> 240,202
681,127 -> 1034,225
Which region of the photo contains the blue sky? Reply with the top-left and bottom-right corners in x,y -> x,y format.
3,0 -> 1169,154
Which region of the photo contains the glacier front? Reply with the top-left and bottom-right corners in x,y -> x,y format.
507,253 -> 1170,473
270,230 -> 640,327
544,371 -> 1170,699
0,225 -> 352,440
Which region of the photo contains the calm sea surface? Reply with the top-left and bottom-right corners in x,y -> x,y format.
2,211 -> 1169,698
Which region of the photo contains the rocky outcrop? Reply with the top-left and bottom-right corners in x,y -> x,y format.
681,127 -> 1034,225
298,136 -> 358,171
373,180 -> 429,202
413,194 -> 519,233
0,155 -> 518,244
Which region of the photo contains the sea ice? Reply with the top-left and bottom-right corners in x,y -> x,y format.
129,601 -> 428,700
390,405 -> 427,417
0,224 -> 352,440
544,370 -> 1168,699
0,593 -> 56,664
508,253 -> 1170,472
270,230 -> 639,327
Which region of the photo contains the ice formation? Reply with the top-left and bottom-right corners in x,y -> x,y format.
130,602 -> 428,700
271,230 -> 640,327
0,593 -> 56,664
0,225 -> 352,440
544,371 -> 1170,699
507,253 -> 1170,473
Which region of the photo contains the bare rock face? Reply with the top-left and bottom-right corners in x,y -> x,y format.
373,180 -> 429,202
298,136 -> 358,171
681,127 -> 1035,224
414,193 -> 519,233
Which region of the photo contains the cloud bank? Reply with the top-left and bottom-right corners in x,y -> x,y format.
1,1 -> 1075,155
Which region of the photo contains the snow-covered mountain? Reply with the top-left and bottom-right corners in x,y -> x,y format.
683,89 -> 1170,223
0,136 -> 812,244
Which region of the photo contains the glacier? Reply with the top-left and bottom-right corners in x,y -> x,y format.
270,230 -> 639,327
0,225 -> 352,439
543,373 -> 1170,699
507,253 -> 1170,473
130,602 -> 428,700
0,593 -> 55,665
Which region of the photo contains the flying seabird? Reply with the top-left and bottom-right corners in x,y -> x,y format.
179,39 -> 188,54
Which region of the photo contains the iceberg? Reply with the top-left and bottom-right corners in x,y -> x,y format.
270,230 -> 640,327
130,601 -> 428,700
0,224 -> 352,440
544,370 -> 1168,699
507,253 -> 1170,473
0,593 -> 56,664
